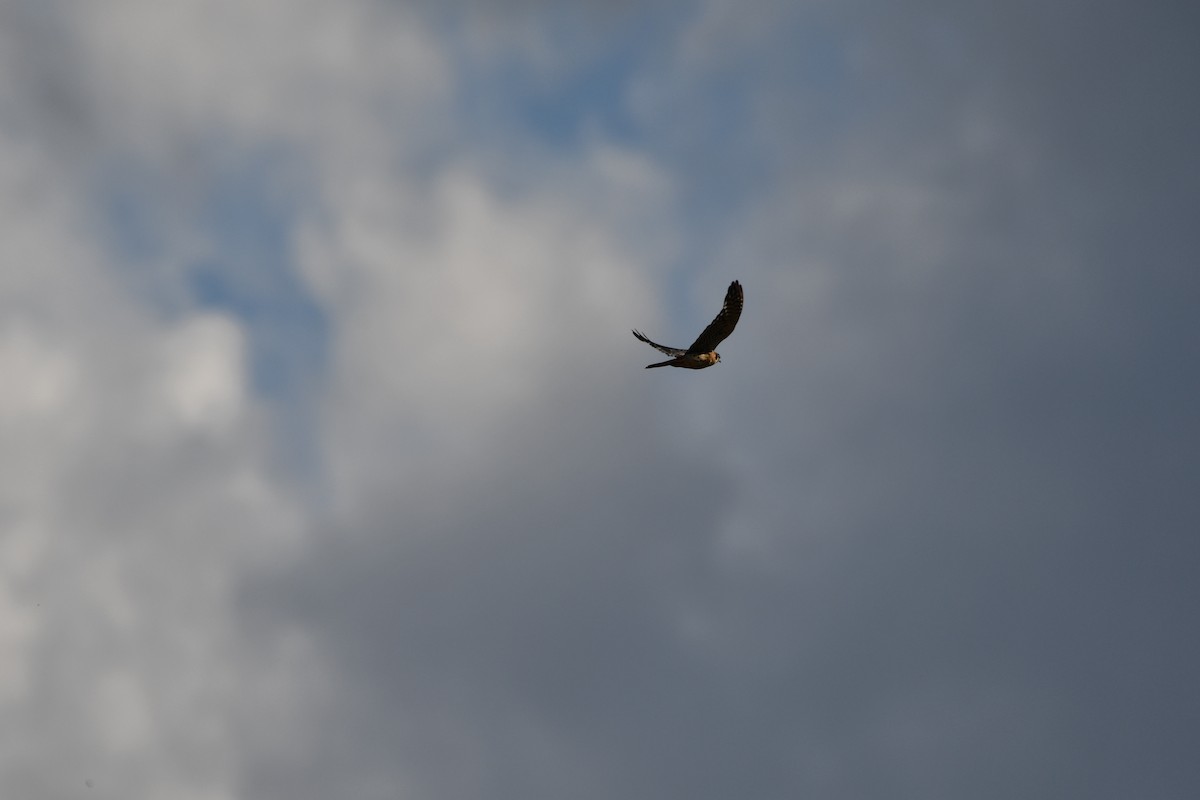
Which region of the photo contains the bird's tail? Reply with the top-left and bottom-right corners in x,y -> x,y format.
645,359 -> 675,369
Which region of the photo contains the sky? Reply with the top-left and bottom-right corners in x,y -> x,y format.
2,1 -> 1199,798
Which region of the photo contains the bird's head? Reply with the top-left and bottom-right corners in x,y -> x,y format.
714,352 -> 721,363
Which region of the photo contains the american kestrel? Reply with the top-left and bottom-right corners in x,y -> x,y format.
632,280 -> 743,369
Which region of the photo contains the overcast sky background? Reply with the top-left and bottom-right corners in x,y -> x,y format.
2,1 -> 1198,798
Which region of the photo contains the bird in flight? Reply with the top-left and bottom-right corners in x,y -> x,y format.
632,280 -> 743,369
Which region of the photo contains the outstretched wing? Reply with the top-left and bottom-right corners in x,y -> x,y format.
632,329 -> 686,358
686,280 -> 743,354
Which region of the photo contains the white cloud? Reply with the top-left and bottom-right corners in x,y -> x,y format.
153,313 -> 247,434
0,3 -> 685,797
0,15 -> 314,797
0,578 -> 37,705
0,322 -> 78,421
2,0 -> 1197,798
70,0 -> 449,155
296,144 -> 675,513
92,670 -> 156,755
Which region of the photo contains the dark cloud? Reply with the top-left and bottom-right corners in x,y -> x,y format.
0,1 -> 100,159
5,1 -> 1198,799
245,2 -> 1200,798
705,2 -> 1200,796
241,374 -> 738,798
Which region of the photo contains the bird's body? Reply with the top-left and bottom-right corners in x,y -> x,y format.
643,351 -> 719,370
633,280 -> 743,370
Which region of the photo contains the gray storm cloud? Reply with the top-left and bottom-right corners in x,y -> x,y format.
1,2 -> 1197,799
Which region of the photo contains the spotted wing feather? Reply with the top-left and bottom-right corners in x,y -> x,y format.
632,329 -> 686,358
686,280 -> 743,354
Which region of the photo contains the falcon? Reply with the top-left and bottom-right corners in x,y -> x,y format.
632,280 -> 743,369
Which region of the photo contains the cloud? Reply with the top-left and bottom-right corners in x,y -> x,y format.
1,1 -> 1198,799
